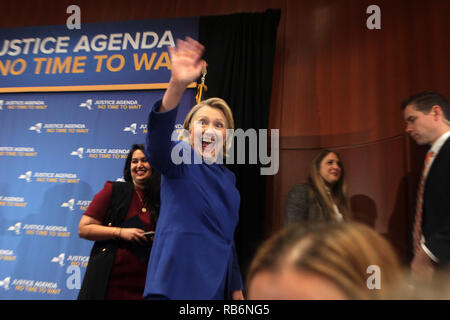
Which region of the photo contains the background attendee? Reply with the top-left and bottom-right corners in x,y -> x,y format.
402,91 -> 450,281
247,222 -> 403,300
284,149 -> 350,226
143,37 -> 243,300
78,144 -> 160,300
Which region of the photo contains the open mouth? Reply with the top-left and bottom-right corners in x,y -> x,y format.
201,136 -> 216,151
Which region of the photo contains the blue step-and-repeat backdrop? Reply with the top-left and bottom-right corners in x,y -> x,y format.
0,17 -> 197,299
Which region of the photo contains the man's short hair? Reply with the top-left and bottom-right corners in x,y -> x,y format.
402,90 -> 449,120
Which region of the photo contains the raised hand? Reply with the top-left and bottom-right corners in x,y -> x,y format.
160,38 -> 207,112
168,37 -> 207,86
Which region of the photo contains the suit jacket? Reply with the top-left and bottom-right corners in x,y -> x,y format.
422,138 -> 450,265
284,183 -> 331,226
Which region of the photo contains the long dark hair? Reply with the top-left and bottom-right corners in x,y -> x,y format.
123,144 -> 161,225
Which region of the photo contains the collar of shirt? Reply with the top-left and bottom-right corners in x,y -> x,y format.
429,130 -> 450,158
424,130 -> 450,177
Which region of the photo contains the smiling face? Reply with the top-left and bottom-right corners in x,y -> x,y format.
189,105 -> 227,160
130,149 -> 151,189
319,152 -> 341,186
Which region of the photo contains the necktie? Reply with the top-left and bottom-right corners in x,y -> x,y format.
412,151 -> 435,253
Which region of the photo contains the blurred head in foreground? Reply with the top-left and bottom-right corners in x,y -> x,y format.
247,222 -> 403,299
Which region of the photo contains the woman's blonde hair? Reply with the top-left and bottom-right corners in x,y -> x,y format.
247,222 -> 403,299
179,97 -> 235,156
308,149 -> 351,220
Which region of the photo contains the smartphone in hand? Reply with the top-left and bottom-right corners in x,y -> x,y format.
143,231 -> 155,241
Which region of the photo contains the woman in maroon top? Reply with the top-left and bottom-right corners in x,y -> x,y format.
78,144 -> 160,300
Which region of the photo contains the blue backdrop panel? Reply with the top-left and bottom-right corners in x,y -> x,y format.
0,16 -> 197,300
0,89 -> 195,300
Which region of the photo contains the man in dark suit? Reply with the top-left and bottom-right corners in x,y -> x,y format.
403,91 -> 450,281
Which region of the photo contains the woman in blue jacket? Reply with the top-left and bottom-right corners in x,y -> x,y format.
143,37 -> 244,300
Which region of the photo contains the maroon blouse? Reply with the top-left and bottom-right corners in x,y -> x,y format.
84,181 -> 154,300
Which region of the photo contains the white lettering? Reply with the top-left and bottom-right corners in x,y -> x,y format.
366,5 -> 381,30
66,5 -> 81,30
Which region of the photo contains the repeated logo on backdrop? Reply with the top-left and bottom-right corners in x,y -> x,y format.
0,17 -> 197,300
0,89 -> 196,300
1,100 -> 48,110
0,89 -> 195,300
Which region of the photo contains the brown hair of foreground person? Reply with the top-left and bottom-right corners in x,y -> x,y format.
246,222 -> 403,299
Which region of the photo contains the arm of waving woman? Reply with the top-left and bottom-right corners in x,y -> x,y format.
159,37 -> 206,113
78,215 -> 147,244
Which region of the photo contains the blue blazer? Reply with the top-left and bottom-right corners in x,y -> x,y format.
143,100 -> 242,299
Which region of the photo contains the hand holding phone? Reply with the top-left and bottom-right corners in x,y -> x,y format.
143,231 -> 155,241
